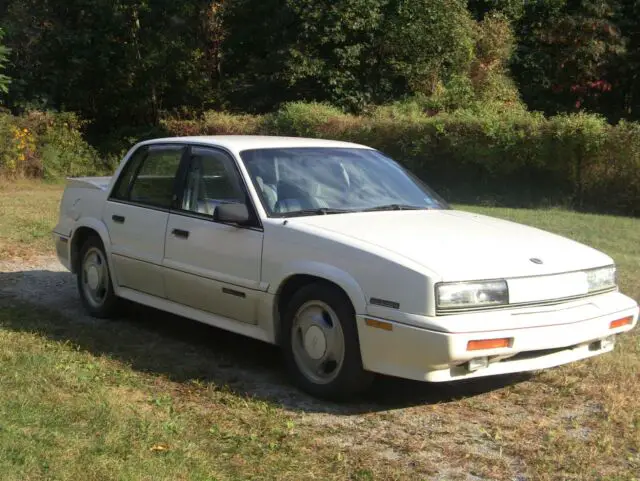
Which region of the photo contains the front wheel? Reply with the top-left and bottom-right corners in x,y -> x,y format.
77,235 -> 120,318
282,283 -> 374,400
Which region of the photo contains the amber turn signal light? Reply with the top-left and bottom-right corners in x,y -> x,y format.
609,316 -> 633,329
364,318 -> 393,331
467,338 -> 512,351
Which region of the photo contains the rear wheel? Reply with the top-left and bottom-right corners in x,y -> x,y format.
77,235 -> 120,318
282,283 -> 374,400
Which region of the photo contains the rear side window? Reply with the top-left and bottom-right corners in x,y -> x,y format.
111,145 -> 185,209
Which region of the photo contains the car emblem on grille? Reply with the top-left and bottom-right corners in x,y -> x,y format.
530,258 -> 543,265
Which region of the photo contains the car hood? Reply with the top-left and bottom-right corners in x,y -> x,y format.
289,209 -> 613,281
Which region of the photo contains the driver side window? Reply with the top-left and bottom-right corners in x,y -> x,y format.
181,147 -> 245,217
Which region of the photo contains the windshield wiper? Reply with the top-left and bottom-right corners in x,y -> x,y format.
359,204 -> 429,212
284,207 -> 354,217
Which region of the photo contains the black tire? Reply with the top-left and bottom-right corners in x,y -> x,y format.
76,235 -> 120,318
282,282 -> 374,401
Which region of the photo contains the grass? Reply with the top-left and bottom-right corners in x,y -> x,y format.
0,303 -> 390,481
0,180 -> 63,259
0,181 -> 639,480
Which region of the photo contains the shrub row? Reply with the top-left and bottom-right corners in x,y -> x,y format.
163,102 -> 640,216
0,110 -> 108,179
2,104 -> 638,216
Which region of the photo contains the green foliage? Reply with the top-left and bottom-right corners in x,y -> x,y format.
266,102 -> 351,137
164,104 -> 640,216
0,28 -> 10,96
612,1 -> 640,121
3,0 -> 640,125
471,13 -> 522,106
221,0 -> 387,112
2,0 -> 221,129
222,0 -> 477,113
284,0 -> 388,111
512,0 -> 627,118
380,0 -> 476,96
0,111 -> 104,179
162,110 -> 264,137
467,0 -> 527,21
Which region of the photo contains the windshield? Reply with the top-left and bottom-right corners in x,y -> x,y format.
239,147 -> 449,217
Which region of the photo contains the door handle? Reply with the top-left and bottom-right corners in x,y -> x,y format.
112,215 -> 125,224
172,228 -> 190,239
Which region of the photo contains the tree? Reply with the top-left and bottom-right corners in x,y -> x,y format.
379,0 -> 476,97
221,0 -> 476,113
511,0 -> 626,118
611,0 -> 640,119
467,0 -> 526,21
1,0 -> 221,128
0,28 -> 10,96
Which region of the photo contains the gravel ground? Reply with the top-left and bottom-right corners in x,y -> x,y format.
0,256 -> 527,480
0,256 -> 81,318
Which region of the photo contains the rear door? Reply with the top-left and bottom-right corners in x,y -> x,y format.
162,145 -> 264,324
104,143 -> 186,297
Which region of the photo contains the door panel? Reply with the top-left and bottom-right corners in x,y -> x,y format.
164,214 -> 263,324
111,252 -> 166,297
103,143 -> 185,297
103,201 -> 169,297
104,202 -> 168,264
162,146 -> 264,324
163,266 -> 260,324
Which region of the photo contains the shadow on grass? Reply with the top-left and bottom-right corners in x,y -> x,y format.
0,269 -> 530,414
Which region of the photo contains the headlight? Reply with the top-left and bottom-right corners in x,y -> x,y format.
586,266 -> 616,292
436,280 -> 509,311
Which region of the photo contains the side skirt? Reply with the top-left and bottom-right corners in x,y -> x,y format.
117,287 -> 276,345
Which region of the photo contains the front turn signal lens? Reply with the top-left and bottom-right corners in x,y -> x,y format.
467,338 -> 512,351
609,316 -> 633,329
365,318 -> 393,331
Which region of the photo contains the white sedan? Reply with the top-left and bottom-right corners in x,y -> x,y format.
53,135 -> 639,400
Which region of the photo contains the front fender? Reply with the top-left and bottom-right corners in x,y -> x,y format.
270,261 -> 368,314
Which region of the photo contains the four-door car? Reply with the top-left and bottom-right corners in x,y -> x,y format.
53,135 -> 639,400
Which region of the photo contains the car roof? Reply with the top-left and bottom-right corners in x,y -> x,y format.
141,135 -> 373,154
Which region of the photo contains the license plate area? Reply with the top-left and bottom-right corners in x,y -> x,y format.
589,335 -> 616,352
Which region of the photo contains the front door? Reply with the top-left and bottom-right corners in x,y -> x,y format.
104,143 -> 186,297
163,146 -> 264,324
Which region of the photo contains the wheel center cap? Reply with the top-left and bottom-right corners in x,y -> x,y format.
304,325 -> 327,360
87,266 -> 100,290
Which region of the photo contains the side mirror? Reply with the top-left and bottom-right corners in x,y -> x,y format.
213,203 -> 250,226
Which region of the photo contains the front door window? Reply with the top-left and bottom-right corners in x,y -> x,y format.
181,147 -> 245,216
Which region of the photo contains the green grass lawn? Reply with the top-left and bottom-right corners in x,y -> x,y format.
0,303 -> 374,481
1,182 -> 639,480
0,180 -> 63,259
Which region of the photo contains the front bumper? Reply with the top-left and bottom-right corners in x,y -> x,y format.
356,291 -> 639,382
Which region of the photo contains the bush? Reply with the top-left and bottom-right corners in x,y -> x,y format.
164,103 -> 640,216
265,102 -> 363,139
0,110 -> 105,179
163,111 -> 264,137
